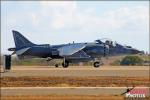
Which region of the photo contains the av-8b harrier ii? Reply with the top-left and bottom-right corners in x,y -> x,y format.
8,30 -> 142,68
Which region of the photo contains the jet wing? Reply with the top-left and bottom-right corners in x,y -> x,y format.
58,44 -> 86,56
66,50 -> 90,59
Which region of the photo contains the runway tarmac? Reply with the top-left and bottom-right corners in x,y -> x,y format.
1,66 -> 149,97
1,66 -> 149,77
1,87 -> 149,96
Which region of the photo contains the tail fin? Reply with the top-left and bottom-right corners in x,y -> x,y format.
12,30 -> 35,50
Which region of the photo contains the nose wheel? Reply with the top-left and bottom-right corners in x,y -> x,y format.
93,61 -> 100,68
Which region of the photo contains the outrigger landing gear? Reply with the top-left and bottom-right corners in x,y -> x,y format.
93,61 -> 100,68
62,59 -> 69,68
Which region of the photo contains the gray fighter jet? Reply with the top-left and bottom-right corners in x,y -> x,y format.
8,30 -> 142,68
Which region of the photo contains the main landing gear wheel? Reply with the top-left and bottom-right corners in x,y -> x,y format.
93,62 -> 100,68
55,64 -> 59,68
62,60 -> 69,68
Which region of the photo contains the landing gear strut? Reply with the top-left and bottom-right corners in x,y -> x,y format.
62,59 -> 69,68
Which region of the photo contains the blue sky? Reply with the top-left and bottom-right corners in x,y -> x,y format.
1,1 -> 149,54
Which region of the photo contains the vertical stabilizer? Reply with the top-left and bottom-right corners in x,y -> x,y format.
12,30 -> 35,50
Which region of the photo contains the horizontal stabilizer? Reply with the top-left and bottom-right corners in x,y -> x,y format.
16,47 -> 31,55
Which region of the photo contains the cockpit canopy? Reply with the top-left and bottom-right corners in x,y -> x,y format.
95,39 -> 103,44
95,39 -> 117,47
95,39 -> 133,49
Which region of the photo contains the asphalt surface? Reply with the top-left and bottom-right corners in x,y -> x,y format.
1,87 -> 149,96
1,66 -> 149,77
1,66 -> 149,96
